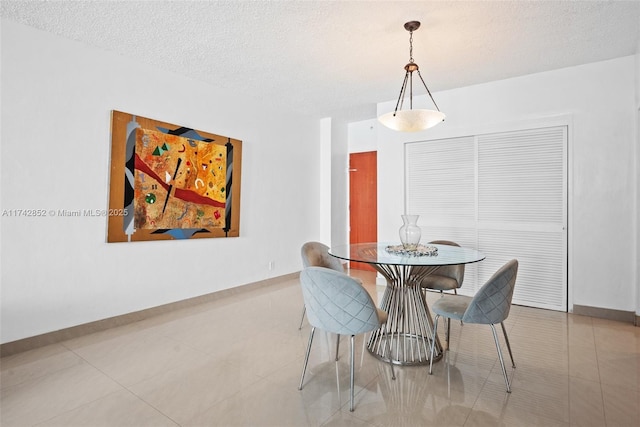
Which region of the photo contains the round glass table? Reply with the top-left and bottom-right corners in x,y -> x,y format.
329,242 -> 485,366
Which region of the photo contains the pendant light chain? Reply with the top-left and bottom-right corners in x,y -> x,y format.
409,29 -> 414,63
407,28 -> 415,109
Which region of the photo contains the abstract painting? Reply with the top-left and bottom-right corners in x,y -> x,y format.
107,111 -> 242,242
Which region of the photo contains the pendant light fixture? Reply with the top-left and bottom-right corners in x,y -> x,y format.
378,21 -> 445,132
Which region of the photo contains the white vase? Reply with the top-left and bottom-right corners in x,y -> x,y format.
399,214 -> 421,250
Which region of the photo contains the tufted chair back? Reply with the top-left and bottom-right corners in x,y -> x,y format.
299,267 -> 383,336
462,259 -> 518,324
301,241 -> 344,272
418,240 -> 465,291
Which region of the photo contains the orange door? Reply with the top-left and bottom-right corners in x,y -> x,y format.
349,151 -> 377,271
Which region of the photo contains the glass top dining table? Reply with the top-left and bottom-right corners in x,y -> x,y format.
329,242 -> 485,366
329,242 -> 485,267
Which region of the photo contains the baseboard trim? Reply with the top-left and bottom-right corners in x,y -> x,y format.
572,304 -> 637,325
1,272 -> 300,358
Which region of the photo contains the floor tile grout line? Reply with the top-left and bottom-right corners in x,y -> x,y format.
58,327 -> 276,427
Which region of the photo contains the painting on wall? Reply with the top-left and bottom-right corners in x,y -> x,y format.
107,110 -> 242,242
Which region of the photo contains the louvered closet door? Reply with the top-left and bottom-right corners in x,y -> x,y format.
477,127 -> 567,311
406,126 -> 567,311
406,136 -> 479,294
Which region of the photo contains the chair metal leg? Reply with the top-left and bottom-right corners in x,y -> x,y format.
298,327 -> 315,390
298,306 -> 306,330
386,332 -> 396,380
429,314 -> 440,374
500,322 -> 516,368
490,324 -> 512,393
335,334 -> 340,361
349,335 -> 355,412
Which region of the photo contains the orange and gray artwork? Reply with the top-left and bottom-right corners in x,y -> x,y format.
117,113 -> 236,241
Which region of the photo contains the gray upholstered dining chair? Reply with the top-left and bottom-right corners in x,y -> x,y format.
418,240 -> 465,294
429,259 -> 519,392
299,241 -> 358,330
298,266 -> 395,412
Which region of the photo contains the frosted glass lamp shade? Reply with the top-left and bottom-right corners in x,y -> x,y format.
378,109 -> 446,132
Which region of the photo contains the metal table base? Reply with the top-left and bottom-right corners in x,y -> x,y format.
367,264 -> 443,366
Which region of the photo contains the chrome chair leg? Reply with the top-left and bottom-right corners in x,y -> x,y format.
298,306 -> 306,330
298,327 -> 315,390
429,314 -> 440,374
500,322 -> 516,368
349,335 -> 355,412
335,334 -> 340,361
490,324 -> 511,393
386,333 -> 396,380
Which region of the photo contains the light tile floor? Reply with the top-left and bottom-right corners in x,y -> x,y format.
1,270 -> 639,426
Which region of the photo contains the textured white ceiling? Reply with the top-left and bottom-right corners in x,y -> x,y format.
2,0 -> 639,122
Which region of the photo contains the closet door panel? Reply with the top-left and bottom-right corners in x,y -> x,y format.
405,126 -> 567,311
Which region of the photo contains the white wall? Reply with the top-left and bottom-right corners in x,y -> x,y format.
635,39 -> 640,318
348,119 -> 378,154
0,20 -> 322,343
330,118 -> 349,247
636,103 -> 639,318
319,118 -> 332,244
375,56 -> 638,313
